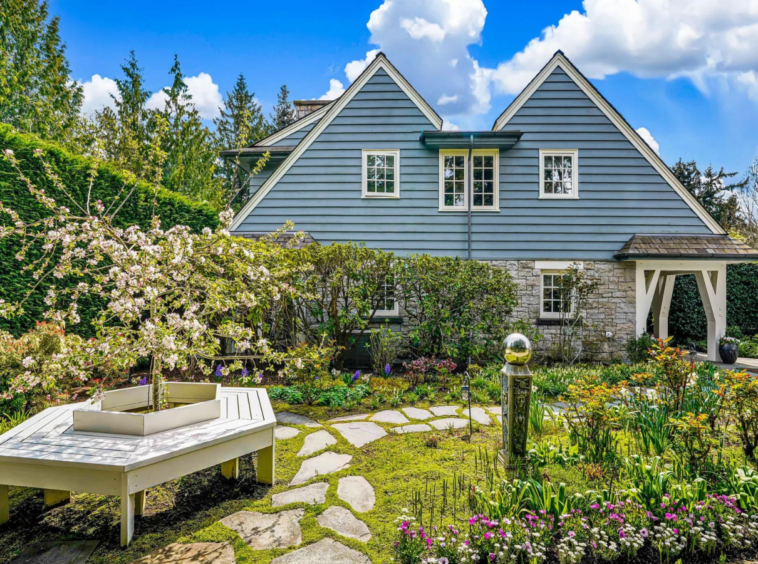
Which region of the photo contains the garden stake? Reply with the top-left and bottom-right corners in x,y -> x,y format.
500,333 -> 534,468
462,371 -> 472,438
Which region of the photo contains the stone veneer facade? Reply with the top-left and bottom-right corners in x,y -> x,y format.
489,260 -> 637,362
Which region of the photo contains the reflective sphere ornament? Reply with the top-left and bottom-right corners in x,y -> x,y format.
503,333 -> 532,366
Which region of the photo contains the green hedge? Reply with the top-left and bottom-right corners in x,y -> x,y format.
0,124 -> 219,337
668,263 -> 758,344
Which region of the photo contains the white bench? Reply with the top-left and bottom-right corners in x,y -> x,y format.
0,387 -> 276,546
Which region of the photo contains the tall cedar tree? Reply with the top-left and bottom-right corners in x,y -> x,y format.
214,74 -> 268,206
671,159 -> 747,232
93,51 -> 153,175
0,0 -> 83,143
270,84 -> 296,132
157,56 -> 221,207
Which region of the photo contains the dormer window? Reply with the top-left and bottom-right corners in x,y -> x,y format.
539,149 -> 578,199
362,150 -> 400,198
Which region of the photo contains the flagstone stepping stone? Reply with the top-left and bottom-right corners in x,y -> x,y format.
337,476 -> 375,512
291,452 -> 352,485
370,410 -> 410,424
402,407 -> 433,420
392,424 -> 432,434
328,413 -> 370,422
275,426 -> 301,440
332,422 -> 387,448
14,541 -> 99,564
317,506 -> 372,542
297,430 -> 337,457
276,412 -> 321,427
487,406 -> 501,415
470,407 -> 492,426
130,542 -> 234,564
429,418 -> 469,430
271,538 -> 371,564
220,509 -> 304,550
430,405 -> 460,417
497,415 -> 503,424
272,482 -> 329,507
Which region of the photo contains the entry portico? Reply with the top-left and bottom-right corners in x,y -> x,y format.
616,235 -> 758,361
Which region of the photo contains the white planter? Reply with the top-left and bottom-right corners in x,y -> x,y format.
73,382 -> 221,436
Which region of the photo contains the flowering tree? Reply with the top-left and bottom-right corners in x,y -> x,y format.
0,129 -> 304,408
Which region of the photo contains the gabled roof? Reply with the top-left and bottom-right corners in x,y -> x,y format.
615,234 -> 758,260
492,51 -> 725,236
230,52 -> 443,231
254,103 -> 331,147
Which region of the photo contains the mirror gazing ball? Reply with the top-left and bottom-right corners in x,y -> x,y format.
504,333 -> 532,365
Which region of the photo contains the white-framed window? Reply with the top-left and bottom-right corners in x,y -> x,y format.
539,149 -> 578,199
362,149 -> 400,198
540,270 -> 575,319
438,149 -> 499,211
374,274 -> 399,317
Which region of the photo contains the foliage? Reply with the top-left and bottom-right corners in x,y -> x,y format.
268,381 -> 370,408
0,0 -> 84,145
647,338 -> 694,413
626,333 -> 656,363
269,84 -> 296,132
367,324 -> 400,376
0,124 -> 218,338
396,254 -> 518,361
719,370 -> 758,458
548,265 -> 600,364
277,341 -> 335,389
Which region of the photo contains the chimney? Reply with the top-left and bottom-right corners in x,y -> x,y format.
293,100 -> 331,120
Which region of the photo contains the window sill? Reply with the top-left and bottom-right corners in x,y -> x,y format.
363,315 -> 404,324
438,208 -> 501,213
538,194 -> 579,200
362,195 -> 400,199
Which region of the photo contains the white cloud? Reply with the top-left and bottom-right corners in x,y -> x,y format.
438,94 -> 459,105
345,49 -> 381,83
320,78 -> 346,100
636,127 -> 660,154
490,0 -> 758,96
80,74 -> 119,115
146,72 -> 223,119
442,119 -> 460,130
400,17 -> 446,42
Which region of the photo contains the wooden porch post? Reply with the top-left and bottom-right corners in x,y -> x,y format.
652,274 -> 676,340
635,263 -> 661,337
695,264 -> 727,362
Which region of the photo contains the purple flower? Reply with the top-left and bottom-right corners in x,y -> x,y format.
640,528 -> 649,538
241,367 -> 248,378
385,363 -> 391,375
352,370 -> 361,382
138,376 -> 147,386
568,531 -> 575,538
619,529 -> 626,539
489,554 -> 496,562
215,364 -> 223,378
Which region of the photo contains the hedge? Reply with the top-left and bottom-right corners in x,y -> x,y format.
668,263 -> 758,344
0,124 -> 219,337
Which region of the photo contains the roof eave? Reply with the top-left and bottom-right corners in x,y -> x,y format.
615,253 -> 758,261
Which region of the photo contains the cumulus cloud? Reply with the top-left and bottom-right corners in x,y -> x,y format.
345,49 -> 381,83
147,72 -> 223,119
320,78 -> 346,100
80,74 -> 119,115
490,0 -> 758,96
636,127 -> 660,154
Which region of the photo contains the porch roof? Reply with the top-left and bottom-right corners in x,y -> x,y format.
615,234 -> 758,261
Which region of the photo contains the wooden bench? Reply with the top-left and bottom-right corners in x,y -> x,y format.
0,387 -> 276,546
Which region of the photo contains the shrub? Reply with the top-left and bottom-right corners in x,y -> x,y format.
626,333 -> 656,363
367,324 -> 400,376
719,370 -> 758,459
278,342 -> 335,390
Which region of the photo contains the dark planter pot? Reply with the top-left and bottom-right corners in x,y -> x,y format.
719,343 -> 739,364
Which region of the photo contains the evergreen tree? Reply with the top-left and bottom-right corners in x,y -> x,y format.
269,84 -> 296,132
0,0 -> 83,142
214,74 -> 267,205
156,55 -> 221,206
671,159 -> 747,231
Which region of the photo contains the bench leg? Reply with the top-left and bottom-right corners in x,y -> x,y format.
44,489 -> 70,508
121,478 -> 134,547
257,443 -> 275,485
135,490 -> 146,517
0,485 -> 8,525
221,458 -> 239,480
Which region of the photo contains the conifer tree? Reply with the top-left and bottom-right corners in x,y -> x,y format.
269,84 -> 296,132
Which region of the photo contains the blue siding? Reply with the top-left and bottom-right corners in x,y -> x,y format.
235,66 -> 712,260
271,118 -> 320,147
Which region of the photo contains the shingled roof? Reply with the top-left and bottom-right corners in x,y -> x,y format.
615,234 -> 758,260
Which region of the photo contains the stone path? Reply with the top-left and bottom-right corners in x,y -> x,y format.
272,483 -> 329,507
297,430 -> 337,457
291,452 -> 352,485
131,542 -> 235,564
328,413 -> 370,422
402,407 -> 433,420
220,509 -> 304,550
316,506 -> 371,542
370,410 -> 410,424
337,476 -> 375,512
429,405 -> 460,417
331,422 -> 387,447
392,423 -> 432,434
429,417 -> 469,430
276,412 -> 322,427
271,538 -> 371,564
14,541 -> 99,564
469,407 -> 492,426
275,426 -> 301,440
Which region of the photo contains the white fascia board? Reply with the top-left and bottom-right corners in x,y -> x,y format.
231,54 -> 443,231
493,53 -> 725,236
255,104 -> 329,147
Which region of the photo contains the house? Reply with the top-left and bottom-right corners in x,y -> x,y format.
223,51 -> 758,361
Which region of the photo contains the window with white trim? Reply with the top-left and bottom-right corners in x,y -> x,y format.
362,150 -> 400,198
539,149 -> 578,198
374,274 -> 399,317
540,271 -> 575,319
439,149 -> 499,211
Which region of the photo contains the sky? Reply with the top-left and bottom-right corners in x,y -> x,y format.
51,0 -> 758,175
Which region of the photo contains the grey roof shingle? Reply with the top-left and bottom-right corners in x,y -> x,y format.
615,234 -> 758,260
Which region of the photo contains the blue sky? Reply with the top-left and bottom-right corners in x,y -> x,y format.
52,0 -> 758,175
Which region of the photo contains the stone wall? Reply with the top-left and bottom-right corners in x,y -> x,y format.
489,260 -> 637,362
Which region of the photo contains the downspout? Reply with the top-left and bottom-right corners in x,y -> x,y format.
467,134 -> 473,260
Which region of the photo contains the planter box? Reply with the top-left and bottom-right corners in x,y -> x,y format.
73,382 -> 221,436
